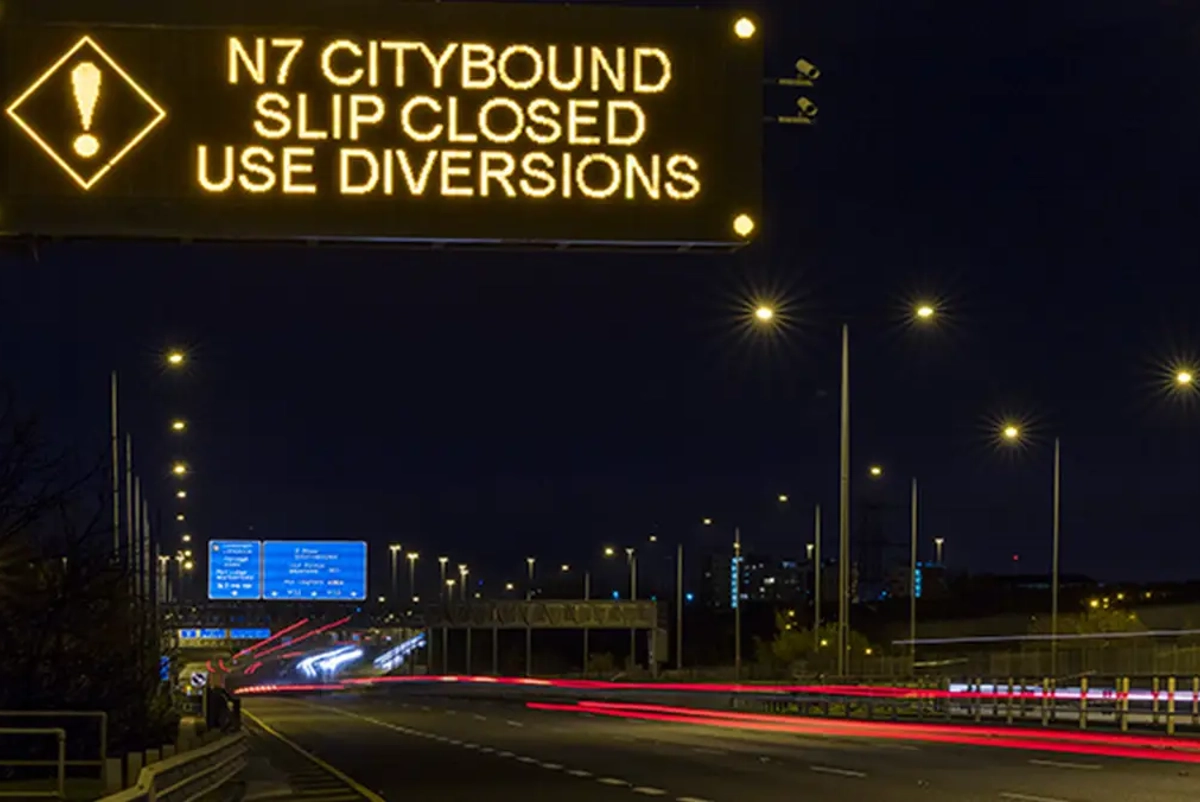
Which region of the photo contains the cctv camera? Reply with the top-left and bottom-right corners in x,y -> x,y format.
795,59 -> 821,81
796,97 -> 819,118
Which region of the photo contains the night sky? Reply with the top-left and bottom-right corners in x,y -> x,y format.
3,0 -> 1199,589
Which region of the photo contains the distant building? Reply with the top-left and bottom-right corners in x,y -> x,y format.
700,553 -> 811,608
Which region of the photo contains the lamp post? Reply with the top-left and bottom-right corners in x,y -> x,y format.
813,504 -> 821,652
407,552 -> 419,610
389,544 -> 402,605
458,564 -> 469,602
625,547 -> 637,669
1000,423 -> 1061,678
753,304 -> 936,676
733,528 -> 742,680
525,556 -> 536,676
438,556 -> 449,601
934,537 -> 945,565
909,478 -> 919,673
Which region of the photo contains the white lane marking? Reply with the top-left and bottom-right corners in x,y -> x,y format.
463,743 -> 479,750
597,778 -> 630,786
516,756 -> 538,764
446,739 -> 461,745
1028,759 -> 1101,771
1000,793 -> 1071,802
676,797 -> 714,802
479,747 -> 495,754
506,720 -> 524,727
473,714 -> 488,721
540,763 -> 563,770
691,747 -> 727,756
810,765 -> 866,778
497,751 -> 514,758
567,769 -> 593,778
632,788 -> 668,796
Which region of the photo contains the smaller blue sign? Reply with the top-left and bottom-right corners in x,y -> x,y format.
178,628 -> 200,640
229,628 -> 271,640
159,656 -> 170,682
209,540 -> 262,600
200,628 -> 227,639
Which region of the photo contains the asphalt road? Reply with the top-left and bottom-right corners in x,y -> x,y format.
242,690 -> 1200,802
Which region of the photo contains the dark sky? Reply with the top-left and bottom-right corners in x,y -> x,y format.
3,0 -> 1200,589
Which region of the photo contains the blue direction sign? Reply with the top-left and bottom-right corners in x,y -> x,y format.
208,540 -> 262,599
262,541 -> 367,601
229,628 -> 271,640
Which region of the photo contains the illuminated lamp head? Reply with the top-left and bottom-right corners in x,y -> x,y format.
734,17 -> 757,39
733,214 -> 756,238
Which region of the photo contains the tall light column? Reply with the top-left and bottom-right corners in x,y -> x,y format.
837,324 -> 850,677
733,528 -> 742,680
909,478 -> 919,673
438,556 -> 449,601
407,552 -> 419,607
389,544 -> 402,605
813,504 -> 821,653
1051,436 -> 1061,678
525,556 -> 536,676
675,543 -> 683,671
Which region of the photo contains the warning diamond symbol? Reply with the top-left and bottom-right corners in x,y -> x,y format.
5,35 -> 167,190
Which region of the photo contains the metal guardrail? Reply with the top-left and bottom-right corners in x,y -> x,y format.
0,711 -> 107,779
98,731 -> 247,802
0,727 -> 66,799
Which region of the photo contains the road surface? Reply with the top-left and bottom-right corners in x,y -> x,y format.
242,690 -> 1200,802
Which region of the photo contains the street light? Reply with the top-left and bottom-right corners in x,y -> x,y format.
868,465 -> 883,478
560,564 -> 570,572
176,513 -> 185,522
750,298 -> 944,675
176,490 -> 187,499
171,462 -> 188,477
181,534 -> 191,543
999,422 -> 1061,677
604,546 -> 615,557
458,564 -> 469,602
166,350 -> 186,367
182,560 -> 194,571
389,544 -> 402,604
406,552 -> 419,605
438,556 -> 449,600
778,494 -> 789,503
171,419 -> 187,432
702,518 -> 713,526
934,537 -> 945,564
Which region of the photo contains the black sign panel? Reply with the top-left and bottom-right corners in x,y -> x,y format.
0,1 -> 763,248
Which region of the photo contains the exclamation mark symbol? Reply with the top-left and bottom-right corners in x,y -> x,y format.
71,62 -> 102,158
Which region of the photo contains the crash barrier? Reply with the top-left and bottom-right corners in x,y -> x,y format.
96,730 -> 246,802
0,710 -> 107,799
246,673 -> 1200,735
0,727 -> 66,799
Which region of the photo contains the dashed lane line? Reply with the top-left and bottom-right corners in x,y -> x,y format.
809,765 -> 866,778
1028,759 -> 1101,771
999,793 -> 1071,802
632,787 -> 668,796
598,777 -> 631,786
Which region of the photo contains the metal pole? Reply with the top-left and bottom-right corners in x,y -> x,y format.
390,550 -> 397,605
813,504 -> 821,652
675,543 -> 683,671
910,478 -> 918,674
838,324 -> 850,677
629,556 -> 638,669
110,371 -> 120,560
143,497 -> 152,603
408,558 -> 417,606
734,527 -> 742,680
583,571 -> 590,673
125,435 -> 133,577
133,477 -> 141,601
1051,436 -> 1061,679
526,558 -> 534,676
